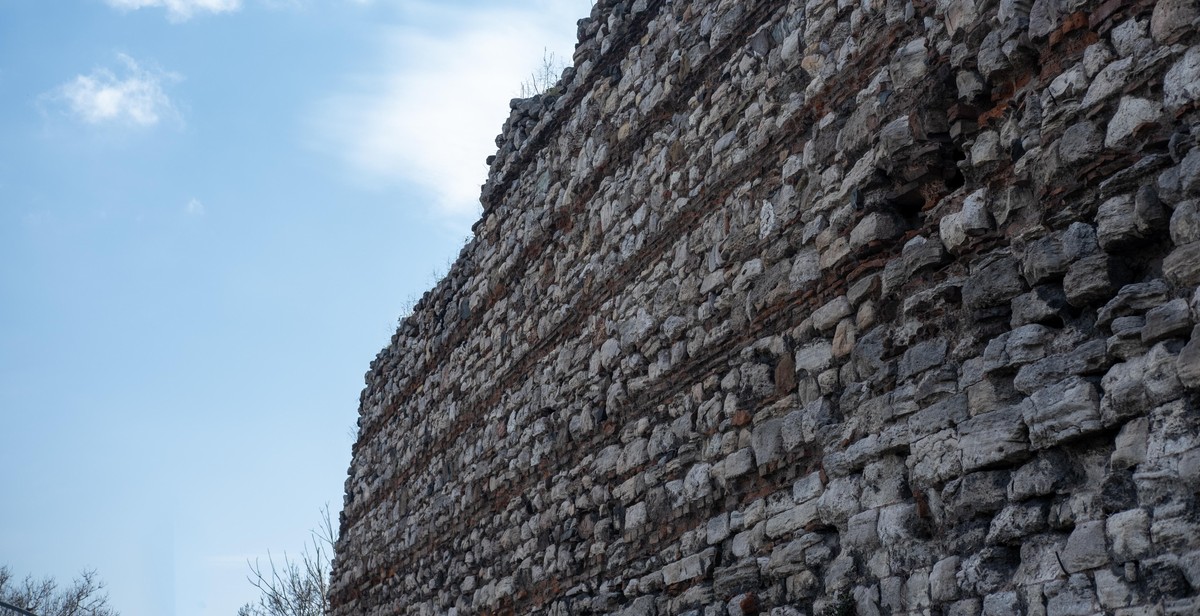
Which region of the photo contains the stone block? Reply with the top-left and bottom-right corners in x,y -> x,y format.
1112,417 -> 1150,469
899,339 -> 949,380
965,255 -> 1027,309
930,556 -> 961,602
986,500 -> 1049,544
684,463 -> 713,502
795,341 -> 834,374
764,500 -> 818,539
1064,254 -> 1130,307
1105,96 -> 1163,149
1061,521 -> 1108,572
909,429 -> 963,486
1170,200 -> 1200,246
812,296 -> 851,332
1164,241 -> 1200,287
1101,343 -> 1184,424
1178,327 -> 1200,389
1098,280 -> 1171,329
851,212 -> 903,250
844,509 -> 880,552
817,476 -> 862,526
982,591 -> 1021,616
959,404 -> 1030,472
1107,508 -> 1152,561
661,548 -> 716,585
1082,57 -> 1134,108
1142,299 -> 1191,343
707,513 -> 731,545
750,419 -> 783,468
1001,339 -> 1092,406
1059,121 -> 1103,166
1024,377 -> 1103,448
1011,285 -> 1069,327
1046,573 -> 1101,615
1164,46 -> 1200,111
943,471 -> 1011,523
1149,0 -> 1195,40
1097,195 -> 1143,250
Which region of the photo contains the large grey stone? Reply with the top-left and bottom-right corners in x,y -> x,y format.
812,296 -> 851,332
1101,343 -> 1184,424
1107,508 -> 1152,561
795,341 -> 834,374
1061,520 -> 1108,572
1152,0 -> 1198,44
1059,121 -> 1103,166
1164,242 -> 1200,286
899,338 -> 948,380
750,418 -> 783,467
1011,285 -> 1070,327
1170,200 -> 1200,246
1143,299 -> 1192,343
930,556 -> 961,602
909,429 -> 963,486
1064,254 -> 1130,307
987,501 -> 1049,544
964,255 -> 1027,309
1178,326 -> 1200,389
661,548 -> 716,585
1013,339 -> 1109,394
1024,377 -> 1103,448
1164,46 -> 1200,111
1105,96 -> 1163,149
1097,280 -> 1171,329
959,405 -> 1030,472
1082,57 -> 1134,108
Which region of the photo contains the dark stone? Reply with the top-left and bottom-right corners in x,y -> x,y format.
1100,469 -> 1138,513
1064,254 -> 1132,307
965,256 -> 1028,310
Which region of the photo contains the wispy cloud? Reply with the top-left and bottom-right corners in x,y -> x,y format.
104,0 -> 241,22
308,0 -> 590,230
47,54 -> 180,128
185,198 -> 206,216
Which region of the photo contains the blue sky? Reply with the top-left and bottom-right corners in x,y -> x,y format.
0,0 -> 588,613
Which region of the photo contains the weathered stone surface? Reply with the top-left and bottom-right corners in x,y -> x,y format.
1164,46 -> 1200,111
987,500 -> 1049,544
1024,377 -> 1102,448
1106,96 -> 1163,149
1152,1 -> 1198,44
1178,326 -> 1200,389
1064,254 -> 1130,307
959,405 -> 1030,472
964,256 -> 1026,309
1062,520 -> 1108,572
1165,242 -> 1200,286
331,3 -> 1200,615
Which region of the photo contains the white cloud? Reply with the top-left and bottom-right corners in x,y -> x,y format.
49,54 -> 180,128
186,198 -> 206,216
104,0 -> 241,22
309,0 -> 590,229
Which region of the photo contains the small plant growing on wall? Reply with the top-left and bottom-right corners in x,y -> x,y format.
519,48 -> 569,98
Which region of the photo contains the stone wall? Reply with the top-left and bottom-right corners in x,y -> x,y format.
330,0 -> 1200,614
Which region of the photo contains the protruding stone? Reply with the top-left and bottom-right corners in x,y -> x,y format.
1064,254 -> 1130,307
1024,377 -> 1103,448
1105,97 -> 1162,149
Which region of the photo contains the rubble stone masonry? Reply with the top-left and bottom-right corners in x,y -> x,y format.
330,0 -> 1200,614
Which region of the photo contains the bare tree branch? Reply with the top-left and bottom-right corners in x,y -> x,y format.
240,505 -> 337,616
0,566 -> 117,616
